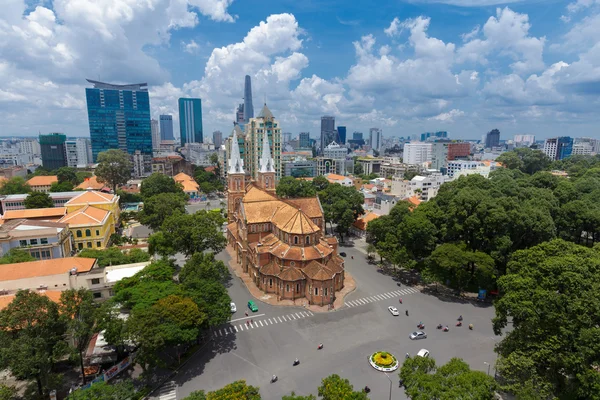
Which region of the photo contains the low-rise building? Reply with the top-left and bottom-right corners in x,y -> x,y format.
65,191 -> 120,228
1,207 -> 68,223
447,160 -> 484,178
350,212 -> 380,237
380,162 -> 421,178
151,155 -> 192,177
325,174 -> 353,186
26,175 -> 58,193
409,173 -> 447,201
315,157 -> 346,176
452,161 -> 501,179
372,193 -> 399,216
59,205 -> 114,250
283,159 -> 317,178
357,157 -> 383,175
0,219 -> 73,260
174,172 -> 199,199
1,191 -> 81,211
76,176 -> 109,191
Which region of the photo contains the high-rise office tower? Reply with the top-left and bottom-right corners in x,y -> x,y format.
151,119 -> 160,149
299,132 -> 310,148
320,116 -> 336,150
353,132 -> 363,141
485,129 -> 500,149
370,128 -> 382,151
178,98 -> 203,146
85,80 -> 152,162
39,133 -> 67,170
513,134 -> 535,147
243,104 -> 282,181
282,132 -> 292,144
213,130 -> 223,148
159,115 -> 174,141
337,126 -> 347,144
243,75 -> 254,123
420,131 -> 448,142
543,137 -> 573,160
236,104 -> 245,124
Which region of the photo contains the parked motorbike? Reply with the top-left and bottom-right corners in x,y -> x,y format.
293,359 -> 300,366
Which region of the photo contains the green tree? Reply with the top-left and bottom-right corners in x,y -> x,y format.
55,167 -> 78,184
496,151 -> 525,171
137,192 -> 187,230
95,149 -> 132,192
23,191 -> 53,209
399,356 -> 496,399
0,384 -> 16,400
128,294 -> 202,368
205,381 -> 260,400
68,381 -> 137,400
319,184 -> 364,236
312,175 -> 330,191
182,391 -> 207,400
78,246 -> 150,267
0,248 -> 36,264
317,374 -> 368,400
75,171 -> 93,184
49,181 -> 75,192
117,189 -> 143,204
493,239 -> 600,399
403,170 -> 418,180
151,211 -> 226,257
140,173 -> 185,200
276,176 -> 317,198
0,177 -> 31,195
209,152 -> 221,178
194,166 -> 223,193
282,393 -> 316,400
59,289 -> 96,385
0,290 -> 67,398
497,148 -> 551,175
353,162 -> 364,175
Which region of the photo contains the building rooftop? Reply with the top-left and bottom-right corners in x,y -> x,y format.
0,257 -> 96,282
180,180 -> 199,192
76,176 -> 108,191
0,219 -> 67,238
0,290 -> 63,311
26,176 -> 58,186
66,191 -> 116,205
2,207 -> 67,221
59,205 -> 110,226
326,173 -> 348,181
86,79 -> 148,91
352,212 -> 380,231
174,172 -> 195,182
2,192 -> 81,201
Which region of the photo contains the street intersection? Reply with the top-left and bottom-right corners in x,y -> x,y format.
154,241 -> 499,400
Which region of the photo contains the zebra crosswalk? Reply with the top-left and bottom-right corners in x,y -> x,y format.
213,310 -> 315,337
156,381 -> 176,400
344,287 -> 418,308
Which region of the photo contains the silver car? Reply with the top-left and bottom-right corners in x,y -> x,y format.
410,331 -> 427,340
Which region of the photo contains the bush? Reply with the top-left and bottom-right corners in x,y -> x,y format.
372,351 -> 396,367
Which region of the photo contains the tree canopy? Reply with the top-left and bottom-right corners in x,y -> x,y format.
68,381 -> 137,400
140,173 -> 185,200
194,166 -> 223,194
0,177 -> 31,195
49,181 -> 74,192
493,239 -> 600,399
137,192 -> 187,230
317,374 -> 368,400
496,148 -> 551,175
318,183 -> 364,240
55,167 -> 79,185
23,191 -> 53,209
78,247 -> 150,267
183,381 -> 261,400
276,176 -> 317,198
0,249 -> 36,264
95,149 -> 132,192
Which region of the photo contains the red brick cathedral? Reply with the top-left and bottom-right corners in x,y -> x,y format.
226,129 -> 345,306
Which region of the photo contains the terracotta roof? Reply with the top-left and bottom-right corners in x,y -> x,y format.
326,256 -> 344,274
279,209 -> 319,235
27,175 -> 58,186
279,267 -> 304,281
407,196 -> 422,207
326,173 -> 348,181
243,185 -> 278,203
0,257 -> 96,282
181,180 -> 199,192
325,236 -> 338,246
205,166 -> 216,173
283,247 -> 303,261
352,212 -> 380,231
59,205 -> 109,226
284,198 -> 323,219
0,290 -> 63,311
2,207 -> 67,220
76,176 -> 107,190
259,262 -> 281,276
303,260 -> 335,281
174,172 -> 194,182
66,191 -> 116,205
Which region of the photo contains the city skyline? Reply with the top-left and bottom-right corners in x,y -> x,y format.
1,1 -> 600,140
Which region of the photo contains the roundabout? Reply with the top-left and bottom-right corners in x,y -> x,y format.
369,351 -> 399,372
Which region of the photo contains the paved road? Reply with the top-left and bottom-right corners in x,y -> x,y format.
186,198 -> 226,214
156,244 -> 498,400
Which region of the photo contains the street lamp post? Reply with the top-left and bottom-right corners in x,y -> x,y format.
384,373 -> 392,400
484,362 -> 491,376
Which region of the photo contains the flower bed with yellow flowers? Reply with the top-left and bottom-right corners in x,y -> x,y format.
369,351 -> 399,372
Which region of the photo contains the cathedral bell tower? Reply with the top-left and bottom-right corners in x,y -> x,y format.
257,128 -> 276,194
227,129 -> 245,223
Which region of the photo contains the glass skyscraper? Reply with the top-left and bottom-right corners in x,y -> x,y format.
85,79 -> 153,162
178,98 -> 203,145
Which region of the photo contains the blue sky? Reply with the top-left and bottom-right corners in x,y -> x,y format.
1,0 -> 600,141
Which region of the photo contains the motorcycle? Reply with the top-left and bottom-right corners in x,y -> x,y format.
318,343 -> 324,350
458,315 -> 463,321
271,375 -> 278,383
293,359 -> 300,366
405,310 -> 409,316
436,324 -> 443,329
417,323 -> 425,329
364,386 -> 371,393
399,298 -> 403,304
469,324 -> 473,330
456,321 -> 462,327
443,326 -> 449,332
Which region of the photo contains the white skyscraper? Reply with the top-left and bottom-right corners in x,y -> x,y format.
403,142 -> 432,165
151,119 -> 160,150
369,128 -> 382,152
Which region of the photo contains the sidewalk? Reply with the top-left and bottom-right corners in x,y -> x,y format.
225,247 -> 356,313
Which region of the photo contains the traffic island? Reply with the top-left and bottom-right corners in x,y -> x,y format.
369,351 -> 399,372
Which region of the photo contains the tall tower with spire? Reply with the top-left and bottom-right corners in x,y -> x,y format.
227,128 -> 246,223
243,75 -> 254,123
257,128 -> 276,193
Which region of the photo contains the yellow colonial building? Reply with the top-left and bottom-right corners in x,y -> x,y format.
59,191 -> 120,250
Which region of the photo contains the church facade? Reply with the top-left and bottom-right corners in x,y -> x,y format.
226,116 -> 345,306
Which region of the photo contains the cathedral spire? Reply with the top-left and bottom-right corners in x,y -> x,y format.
259,131 -> 275,173
228,129 -> 244,174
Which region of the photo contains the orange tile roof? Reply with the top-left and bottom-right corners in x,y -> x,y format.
59,205 -> 109,226
243,185 -> 278,203
205,166 -> 216,173
279,209 -> 319,235
279,266 -> 304,281
352,212 -> 380,231
0,290 -> 63,311
407,196 -> 422,207
303,260 -> 335,280
181,180 -> 199,192
259,262 -> 281,276
174,172 -> 194,182
0,257 -> 96,282
326,173 -> 348,181
27,175 -> 58,186
2,207 -> 67,220
284,198 -> 322,218
76,176 -> 107,190
66,190 -> 116,205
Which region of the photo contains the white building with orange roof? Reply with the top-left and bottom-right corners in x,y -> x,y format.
26,175 -> 58,192
325,173 -> 353,186
226,131 -> 345,306
173,172 -> 199,198
350,211 -> 380,237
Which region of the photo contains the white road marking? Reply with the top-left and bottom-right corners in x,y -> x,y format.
259,320 -> 264,327
291,314 -> 297,320
277,317 -> 282,323
231,313 -> 266,322
234,326 -> 238,332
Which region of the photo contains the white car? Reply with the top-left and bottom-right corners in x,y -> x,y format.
410,331 -> 427,340
388,306 -> 399,316
230,302 -> 237,313
417,349 -> 430,358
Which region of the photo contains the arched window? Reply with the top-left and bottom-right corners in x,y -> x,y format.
76,230 -> 82,238
85,229 -> 91,237
305,235 -> 310,245
294,236 -> 298,245
269,278 -> 273,288
286,284 -> 290,292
